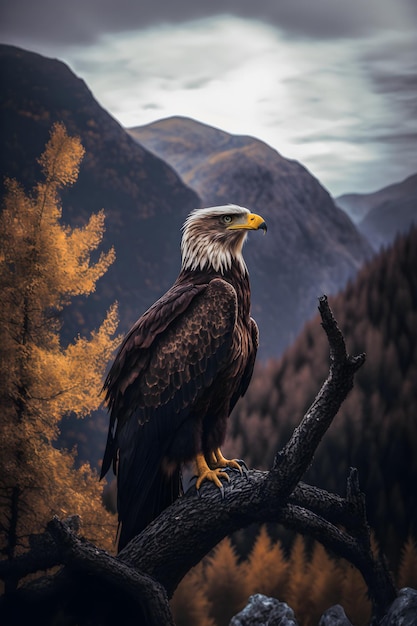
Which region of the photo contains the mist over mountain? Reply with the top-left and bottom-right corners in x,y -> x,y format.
129,116 -> 372,358
336,174 -> 417,250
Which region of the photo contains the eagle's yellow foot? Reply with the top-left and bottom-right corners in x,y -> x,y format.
209,448 -> 248,476
194,452 -> 230,491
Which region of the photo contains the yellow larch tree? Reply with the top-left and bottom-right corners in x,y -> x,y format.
305,541 -> 345,626
242,525 -> 290,601
202,537 -> 247,626
284,534 -> 314,620
170,562 -> 216,626
0,123 -> 120,587
397,535 -> 417,590
340,562 -> 372,625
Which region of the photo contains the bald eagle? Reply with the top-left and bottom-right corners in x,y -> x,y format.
100,205 -> 267,551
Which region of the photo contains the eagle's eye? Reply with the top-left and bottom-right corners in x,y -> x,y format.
221,215 -> 233,225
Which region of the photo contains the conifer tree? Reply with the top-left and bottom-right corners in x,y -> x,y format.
285,534 -> 315,621
340,562 -> 371,625
397,536 -> 417,590
306,542 -> 345,626
242,524 -> 289,601
0,123 -> 120,587
171,562 -> 216,626
203,537 -> 247,626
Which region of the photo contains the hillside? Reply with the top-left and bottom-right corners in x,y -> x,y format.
130,116 -> 373,358
225,225 -> 417,563
336,174 -> 417,249
0,45 -> 201,341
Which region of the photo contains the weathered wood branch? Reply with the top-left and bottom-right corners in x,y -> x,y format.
0,296 -> 397,625
271,296 -> 365,479
1,516 -> 173,626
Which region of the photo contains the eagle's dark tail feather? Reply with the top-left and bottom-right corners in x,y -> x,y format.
117,464 -> 182,552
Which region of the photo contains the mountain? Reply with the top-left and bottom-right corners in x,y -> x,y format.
0,45 -> 201,341
336,174 -> 417,249
225,225 -> 417,564
129,117 -> 373,358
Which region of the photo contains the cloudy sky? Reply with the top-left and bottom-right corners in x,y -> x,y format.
1,0 -> 416,196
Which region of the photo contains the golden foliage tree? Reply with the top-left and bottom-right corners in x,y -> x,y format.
0,123 -> 120,586
172,528 -> 396,626
340,562 -> 372,625
304,542 -> 346,626
201,537 -> 247,626
170,562 -> 216,626
242,524 -> 289,601
284,534 -> 316,620
397,536 -> 417,590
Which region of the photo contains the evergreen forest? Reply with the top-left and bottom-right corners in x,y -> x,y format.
225,225 -> 417,566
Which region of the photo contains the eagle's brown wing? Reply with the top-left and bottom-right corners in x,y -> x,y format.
101,277 -> 244,549
229,317 -> 259,414
101,280 -> 207,476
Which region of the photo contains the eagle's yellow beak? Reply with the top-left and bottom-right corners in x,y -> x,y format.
227,213 -> 267,233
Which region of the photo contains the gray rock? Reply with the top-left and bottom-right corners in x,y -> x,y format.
318,605 -> 353,626
380,588 -> 417,626
230,588 -> 417,626
229,593 -> 299,626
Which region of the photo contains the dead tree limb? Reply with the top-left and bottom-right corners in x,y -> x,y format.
0,296 -> 398,625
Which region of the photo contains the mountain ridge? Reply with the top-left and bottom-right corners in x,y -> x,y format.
0,44 -> 201,340
336,173 -> 417,249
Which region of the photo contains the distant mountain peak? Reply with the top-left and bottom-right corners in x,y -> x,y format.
336,173 -> 417,249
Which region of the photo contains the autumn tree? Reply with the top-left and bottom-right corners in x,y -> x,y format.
0,123 -> 120,590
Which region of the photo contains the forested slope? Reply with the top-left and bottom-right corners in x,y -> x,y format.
226,225 -> 417,563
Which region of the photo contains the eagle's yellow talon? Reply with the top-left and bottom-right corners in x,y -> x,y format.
225,459 -> 243,472
195,468 -> 230,490
194,452 -> 230,491
209,448 -> 245,475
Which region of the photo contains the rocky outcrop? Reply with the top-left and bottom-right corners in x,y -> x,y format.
230,589 -> 417,626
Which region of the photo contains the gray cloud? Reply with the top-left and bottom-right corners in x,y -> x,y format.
0,2 -> 415,196
368,70 -> 417,121
1,0 -> 416,47
142,103 -> 162,111
183,77 -> 212,90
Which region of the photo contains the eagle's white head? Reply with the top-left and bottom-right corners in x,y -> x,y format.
181,205 -> 267,275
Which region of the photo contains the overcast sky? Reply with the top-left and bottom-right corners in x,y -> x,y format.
1,0 -> 416,196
